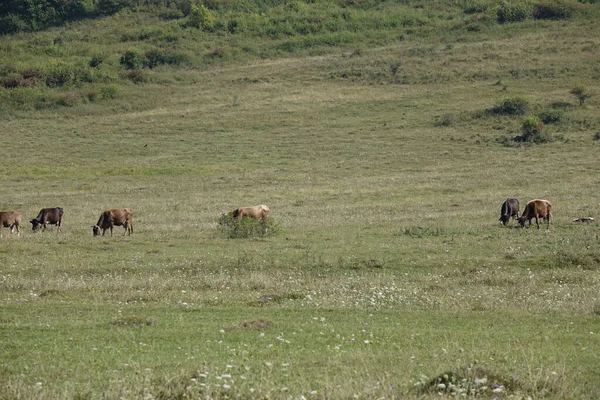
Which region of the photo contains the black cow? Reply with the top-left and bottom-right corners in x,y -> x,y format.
499,198 -> 519,226
30,207 -> 63,231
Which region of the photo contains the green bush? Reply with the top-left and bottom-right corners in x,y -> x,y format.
516,116 -> 555,143
120,50 -> 144,70
488,96 -> 530,115
496,1 -> 532,23
100,84 -> 120,99
218,215 -> 279,239
0,0 -> 86,33
187,4 -> 215,30
144,49 -> 189,68
89,53 -> 106,68
0,14 -> 28,34
125,69 -> 150,83
44,63 -> 79,87
97,0 -> 131,15
227,18 -> 247,34
533,1 -> 579,20
538,109 -> 566,124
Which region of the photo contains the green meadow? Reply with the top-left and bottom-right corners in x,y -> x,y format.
1,1 -> 599,398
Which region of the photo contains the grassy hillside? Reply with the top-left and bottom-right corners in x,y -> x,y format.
1,1 -> 600,399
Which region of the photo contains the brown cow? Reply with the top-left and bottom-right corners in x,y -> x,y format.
220,205 -> 270,225
92,208 -> 133,236
518,199 -> 552,229
30,207 -> 63,231
0,211 -> 22,237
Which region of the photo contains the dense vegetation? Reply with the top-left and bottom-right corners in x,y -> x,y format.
1,0 -> 599,399
1,0 -> 597,111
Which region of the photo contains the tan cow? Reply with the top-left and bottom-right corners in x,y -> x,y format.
220,205 -> 270,224
518,199 -> 552,229
0,211 -> 22,237
92,208 -> 133,236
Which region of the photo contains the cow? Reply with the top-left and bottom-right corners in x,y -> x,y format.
0,211 -> 22,238
499,198 -> 519,226
220,205 -> 270,223
92,208 -> 133,236
518,199 -> 552,229
30,207 -> 63,231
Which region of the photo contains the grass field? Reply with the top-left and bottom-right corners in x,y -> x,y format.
1,1 -> 600,399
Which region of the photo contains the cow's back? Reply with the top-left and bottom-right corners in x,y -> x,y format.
0,211 -> 21,226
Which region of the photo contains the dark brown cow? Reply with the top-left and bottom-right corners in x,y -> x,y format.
30,207 -> 63,231
499,198 -> 519,226
0,211 -> 22,238
518,199 -> 552,229
92,208 -> 133,236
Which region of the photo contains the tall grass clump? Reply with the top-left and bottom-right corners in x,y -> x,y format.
218,215 -> 279,239
496,1 -> 534,23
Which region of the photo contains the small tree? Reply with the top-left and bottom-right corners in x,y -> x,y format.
570,84 -> 592,106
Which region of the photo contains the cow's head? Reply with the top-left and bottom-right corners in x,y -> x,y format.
30,219 -> 42,231
92,225 -> 101,236
499,214 -> 509,225
517,216 -> 527,228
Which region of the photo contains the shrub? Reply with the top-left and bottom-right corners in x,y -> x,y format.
89,54 -> 106,68
187,4 -> 215,30
53,91 -> 82,107
125,69 -> 150,83
97,0 -> 131,15
570,84 -> 592,106
227,18 -> 247,34
120,51 -> 144,70
533,1 -> 579,20
44,63 -> 78,87
100,84 -> 120,99
488,96 -> 530,115
463,0 -> 490,14
218,215 -> 279,239
0,0 -> 86,33
435,114 -> 454,127
538,109 -> 566,124
0,14 -> 29,34
496,1 -> 532,23
144,49 -> 189,68
515,116 -> 555,143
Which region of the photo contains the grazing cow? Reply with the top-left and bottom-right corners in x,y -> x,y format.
92,208 -> 133,236
518,199 -> 552,229
221,204 -> 271,222
499,198 -> 520,226
0,211 -> 22,238
30,207 -> 63,231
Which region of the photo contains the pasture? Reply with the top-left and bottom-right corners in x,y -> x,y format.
1,3 -> 600,398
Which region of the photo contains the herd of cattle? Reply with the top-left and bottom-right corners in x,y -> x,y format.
0,207 -> 132,238
0,199 -> 585,237
499,198 -> 553,229
0,205 -> 273,238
